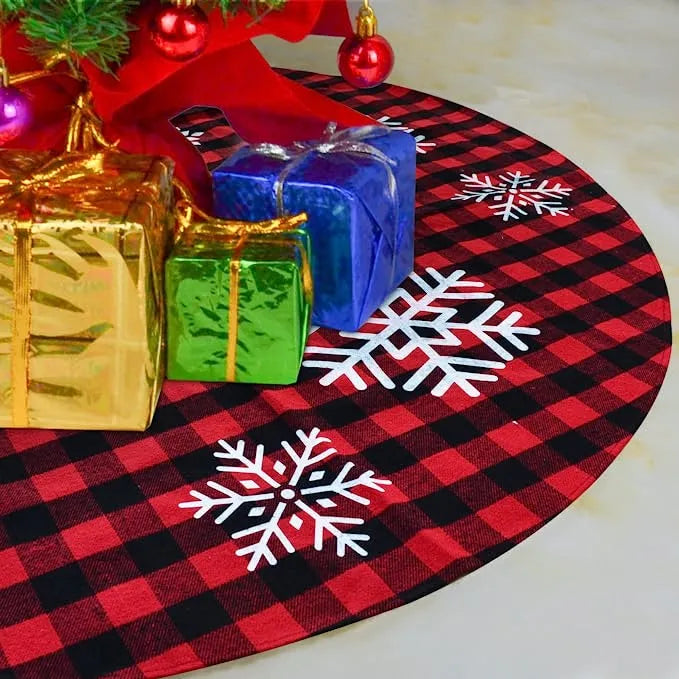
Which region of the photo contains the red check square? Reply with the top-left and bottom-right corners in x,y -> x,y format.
32,464 -> 86,502
190,411 -> 243,445
589,271 -> 629,294
371,405 -> 424,437
0,615 -> 63,665
115,438 -> 169,473
190,543 -> 246,588
504,224 -> 539,242
584,232 -> 622,251
500,261 -> 539,283
487,423 -> 543,456
547,397 -> 601,428
544,246 -> 582,266
597,318 -> 641,343
327,564 -> 394,614
547,336 -> 596,364
477,497 -> 541,538
98,578 -> 163,626
237,604 -> 306,651
603,374 -> 652,401
407,528 -> 470,572
139,644 -> 202,678
4,429 -> 58,453
61,516 -> 121,560
544,288 -> 588,312
261,387 -> 310,414
422,448 -> 479,485
0,548 -> 28,588
546,467 -> 596,500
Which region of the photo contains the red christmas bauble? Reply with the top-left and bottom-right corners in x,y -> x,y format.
149,4 -> 210,61
338,34 -> 394,89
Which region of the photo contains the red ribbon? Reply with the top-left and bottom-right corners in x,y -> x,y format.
2,0 -> 373,210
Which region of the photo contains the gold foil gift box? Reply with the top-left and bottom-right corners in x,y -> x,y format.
0,150 -> 174,431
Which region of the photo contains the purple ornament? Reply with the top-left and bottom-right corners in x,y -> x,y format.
0,86 -> 31,145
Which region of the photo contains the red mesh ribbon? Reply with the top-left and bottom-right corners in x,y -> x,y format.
2,0 -> 369,209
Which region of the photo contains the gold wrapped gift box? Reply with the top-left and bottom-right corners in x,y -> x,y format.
0,150 -> 174,430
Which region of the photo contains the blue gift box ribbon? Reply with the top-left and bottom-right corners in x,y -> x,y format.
251,123 -> 400,247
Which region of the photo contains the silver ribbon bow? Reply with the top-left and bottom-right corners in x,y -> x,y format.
251,123 -> 399,218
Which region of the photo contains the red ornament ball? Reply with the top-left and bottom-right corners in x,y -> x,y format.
338,34 -> 394,89
149,4 -> 210,61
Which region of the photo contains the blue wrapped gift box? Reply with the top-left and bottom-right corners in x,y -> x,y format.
213,126 -> 416,331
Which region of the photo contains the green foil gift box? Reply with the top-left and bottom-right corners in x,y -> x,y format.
165,211 -> 311,384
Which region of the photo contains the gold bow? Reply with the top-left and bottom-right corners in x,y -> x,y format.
174,180 -> 311,382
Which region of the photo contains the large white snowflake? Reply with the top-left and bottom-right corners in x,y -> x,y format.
378,115 -> 437,154
451,171 -> 572,221
304,268 -> 540,398
179,429 -> 391,571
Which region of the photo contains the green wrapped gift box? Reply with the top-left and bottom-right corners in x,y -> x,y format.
165,213 -> 311,385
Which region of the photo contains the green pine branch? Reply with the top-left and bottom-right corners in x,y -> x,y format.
0,0 -> 27,13
0,0 -> 27,22
212,0 -> 287,17
2,0 -> 290,73
20,0 -> 142,73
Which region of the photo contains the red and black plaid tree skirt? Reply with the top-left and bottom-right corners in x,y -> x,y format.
0,72 -> 672,679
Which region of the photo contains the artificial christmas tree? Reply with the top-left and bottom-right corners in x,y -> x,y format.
0,0 -> 393,209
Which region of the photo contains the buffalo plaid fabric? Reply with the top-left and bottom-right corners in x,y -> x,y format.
0,71 -> 671,679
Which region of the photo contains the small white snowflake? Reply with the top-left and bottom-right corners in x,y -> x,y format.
181,129 -> 205,147
378,115 -> 437,154
451,171 -> 572,221
178,429 -> 391,571
304,268 -> 540,398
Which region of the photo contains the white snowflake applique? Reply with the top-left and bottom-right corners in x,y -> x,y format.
181,129 -> 205,147
378,115 -> 437,154
178,428 -> 391,571
304,268 -> 540,398
451,171 -> 572,221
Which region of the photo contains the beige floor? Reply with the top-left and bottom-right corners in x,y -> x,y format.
183,2 -> 679,677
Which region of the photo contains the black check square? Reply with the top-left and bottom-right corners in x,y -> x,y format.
91,476 -> 145,513
551,367 -> 598,394
32,563 -> 93,611
430,415 -> 481,447
316,398 -> 367,427
484,458 -> 541,493
548,431 -> 600,464
150,404 -> 188,433
606,404 -> 645,434
68,631 -> 134,678
259,552 -> 322,601
0,455 -> 27,482
3,505 -> 57,544
416,489 -> 473,526
126,531 -> 184,574
61,432 -> 111,461
549,311 -> 592,334
601,345 -> 647,371
168,593 -> 232,641
363,440 -> 418,474
492,388 -> 543,419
